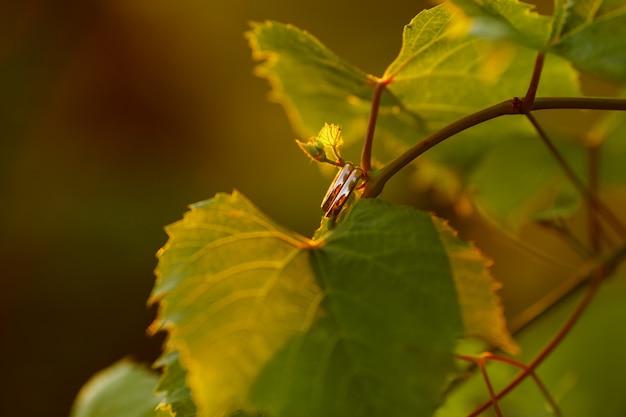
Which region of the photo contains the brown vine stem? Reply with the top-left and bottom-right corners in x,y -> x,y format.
361,79 -> 390,174
457,354 -> 505,417
467,243 -> 626,417
482,353 -> 562,417
522,52 -> 544,112
362,99 -> 518,198
362,96 -> 626,199
458,352 -> 562,417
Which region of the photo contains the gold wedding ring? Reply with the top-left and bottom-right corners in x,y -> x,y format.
321,162 -> 363,218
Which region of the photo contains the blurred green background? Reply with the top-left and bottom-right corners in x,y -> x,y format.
0,1 -> 431,416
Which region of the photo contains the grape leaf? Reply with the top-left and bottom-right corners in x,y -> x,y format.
251,198 -> 464,416
246,21 -> 374,146
433,219 -> 518,355
150,191 -> 321,416
381,6 -> 577,134
380,5 -> 578,199
551,0 -> 626,82
70,360 -> 162,417
151,192 -> 516,416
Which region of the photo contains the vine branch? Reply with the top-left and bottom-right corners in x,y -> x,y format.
467,242 -> 626,416
362,96 -> 626,198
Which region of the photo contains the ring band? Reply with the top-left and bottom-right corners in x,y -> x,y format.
321,162 -> 354,212
321,164 -> 363,218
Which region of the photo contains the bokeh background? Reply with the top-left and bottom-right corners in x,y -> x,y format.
1,1 -> 433,416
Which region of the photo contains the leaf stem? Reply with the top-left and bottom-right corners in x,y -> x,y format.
361,80 -> 389,174
523,53 -> 545,112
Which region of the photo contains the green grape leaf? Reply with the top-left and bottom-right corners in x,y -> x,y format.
151,192 -> 516,416
154,351 -> 196,417
381,6 -> 577,134
150,191 -> 321,416
70,360 -> 162,417
251,198 -> 464,416
380,5 -> 577,201
551,0 -> 626,82
434,219 -> 518,355
246,21 -> 374,144
447,0 -> 553,49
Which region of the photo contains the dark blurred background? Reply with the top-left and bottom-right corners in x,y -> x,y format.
0,1 -> 431,416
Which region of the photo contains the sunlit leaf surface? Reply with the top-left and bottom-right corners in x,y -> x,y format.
150,191 -> 320,416
247,21 -> 373,145
447,0 -> 553,48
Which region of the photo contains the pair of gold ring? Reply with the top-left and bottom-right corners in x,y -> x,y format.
321,162 -> 364,218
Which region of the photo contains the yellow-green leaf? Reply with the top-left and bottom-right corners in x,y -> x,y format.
150,191 -> 320,416
434,219 -> 518,355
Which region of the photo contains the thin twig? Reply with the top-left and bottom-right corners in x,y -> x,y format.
480,353 -> 563,417
525,112 -> 626,239
457,355 -> 504,417
467,243 -> 626,417
523,53 -> 545,111
478,363 -> 504,417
